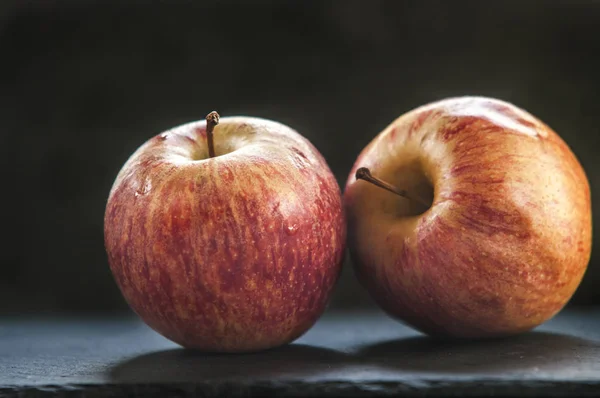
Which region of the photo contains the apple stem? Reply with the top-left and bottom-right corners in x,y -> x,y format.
205,111 -> 220,158
355,167 -> 430,207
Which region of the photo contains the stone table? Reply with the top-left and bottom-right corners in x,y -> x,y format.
1,307 -> 600,397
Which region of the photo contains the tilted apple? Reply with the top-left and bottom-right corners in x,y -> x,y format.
344,97 -> 592,338
104,112 -> 346,352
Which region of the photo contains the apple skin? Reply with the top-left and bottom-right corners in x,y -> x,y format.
344,97 -> 592,339
104,116 -> 346,352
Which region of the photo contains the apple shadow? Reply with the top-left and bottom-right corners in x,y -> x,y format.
108,343 -> 353,383
357,331 -> 600,374
108,331 -> 600,383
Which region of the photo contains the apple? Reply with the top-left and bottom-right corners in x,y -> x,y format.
104,112 -> 346,352
344,97 -> 592,338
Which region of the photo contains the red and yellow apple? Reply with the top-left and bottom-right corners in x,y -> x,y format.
344,97 -> 592,338
104,112 -> 346,352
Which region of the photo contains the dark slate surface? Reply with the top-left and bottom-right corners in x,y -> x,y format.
1,308 -> 600,397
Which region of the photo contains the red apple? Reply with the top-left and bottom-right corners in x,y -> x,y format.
104,112 -> 345,352
344,97 -> 592,338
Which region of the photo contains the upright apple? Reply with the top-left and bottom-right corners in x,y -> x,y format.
104,112 -> 345,352
344,97 -> 592,338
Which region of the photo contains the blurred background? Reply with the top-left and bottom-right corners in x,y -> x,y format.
1,0 -> 598,315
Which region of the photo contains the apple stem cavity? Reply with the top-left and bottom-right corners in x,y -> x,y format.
355,167 -> 430,207
205,111 -> 220,158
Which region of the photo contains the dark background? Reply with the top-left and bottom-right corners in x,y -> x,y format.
1,0 -> 598,315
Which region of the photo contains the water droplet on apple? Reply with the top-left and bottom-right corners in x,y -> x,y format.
286,223 -> 299,235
